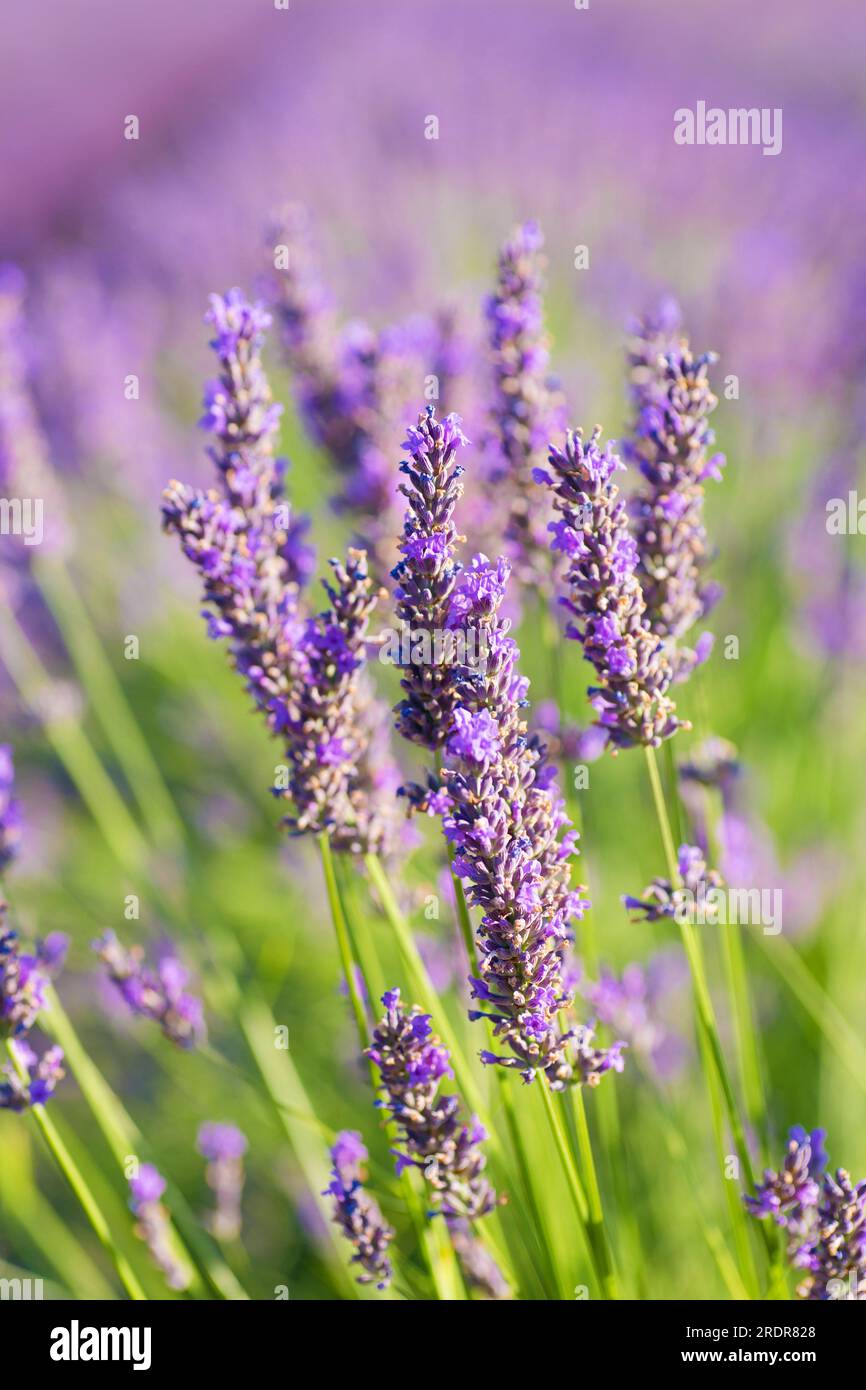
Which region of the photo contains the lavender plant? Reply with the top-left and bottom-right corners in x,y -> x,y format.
534,426 -> 684,750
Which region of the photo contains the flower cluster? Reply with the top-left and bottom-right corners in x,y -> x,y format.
128,1164 -> 191,1292
0,745 -> 22,872
746,1127 -> 866,1300
0,1039 -> 65,1111
93,931 -> 205,1049
367,989 -> 498,1221
623,843 -> 723,923
197,1122 -> 248,1243
625,308 -> 725,681
324,1129 -> 394,1291
484,221 -> 565,585
391,406 -> 470,750
535,426 -> 684,750
432,556 -> 619,1086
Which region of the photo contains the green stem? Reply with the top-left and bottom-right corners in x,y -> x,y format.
644,746 -> 777,1279
644,747 -> 754,1185
571,1086 -> 619,1299
5,1039 -> 146,1301
33,555 -> 186,852
319,833 -> 369,1049
41,986 -> 245,1299
537,1080 -> 608,1296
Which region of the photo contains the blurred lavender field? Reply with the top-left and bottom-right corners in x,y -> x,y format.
1,0 -> 865,1303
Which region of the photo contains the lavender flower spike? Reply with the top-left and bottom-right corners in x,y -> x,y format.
325,1130 -> 394,1291
367,989 -> 499,1222
437,557 -> 621,1087
128,1164 -> 192,1292
93,930 -> 205,1049
392,405 -> 470,750
162,287 -> 313,741
535,426 -> 685,750
625,309 -> 726,681
277,547 -> 395,854
484,221 -> 566,585
197,1122 -> 248,1242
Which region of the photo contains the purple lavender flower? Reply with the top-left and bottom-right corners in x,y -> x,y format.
391,406 -> 470,751
164,290 -> 397,856
624,309 -> 725,681
418,556 -> 617,1088
275,548 -> 397,854
746,1126 -> 825,1225
162,288 -> 314,740
0,1039 -> 65,1111
0,745 -> 23,872
197,1122 -> 248,1242
797,1169 -> 866,1300
484,221 -> 566,586
93,930 -> 205,1049
367,989 -> 498,1221
623,842 -> 723,924
536,425 -> 684,750
324,1129 -> 394,1291
128,1163 -> 191,1292
745,1128 -> 866,1300
1,921 -> 51,1038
